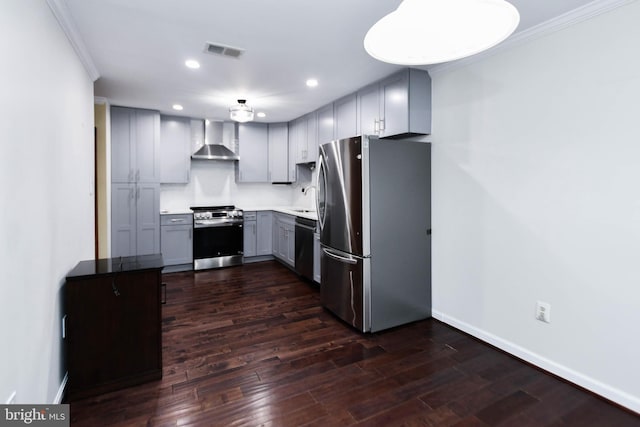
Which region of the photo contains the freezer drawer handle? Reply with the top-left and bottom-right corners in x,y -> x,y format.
322,247 -> 358,265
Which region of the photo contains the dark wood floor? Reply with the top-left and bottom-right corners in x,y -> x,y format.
68,261 -> 640,426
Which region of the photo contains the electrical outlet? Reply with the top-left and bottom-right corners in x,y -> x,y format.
536,301 -> 551,323
6,390 -> 16,404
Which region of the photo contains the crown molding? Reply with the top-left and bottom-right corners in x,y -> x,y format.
46,0 -> 100,82
429,0 -> 635,75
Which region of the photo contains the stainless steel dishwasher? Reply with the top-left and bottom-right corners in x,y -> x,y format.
295,217 -> 316,281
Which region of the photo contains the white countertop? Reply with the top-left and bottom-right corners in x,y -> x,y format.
161,206 -> 317,221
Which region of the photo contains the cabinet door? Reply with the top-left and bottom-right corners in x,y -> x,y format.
285,222 -> 296,266
256,211 -> 273,256
334,93 -> 357,141
272,214 -> 279,256
293,117 -> 308,163
111,183 -> 136,257
305,112 -> 317,162
136,183 -> 160,256
278,222 -> 288,261
111,107 -> 134,183
135,109 -> 161,183
160,115 -> 190,184
268,123 -> 289,182
379,70 -> 409,138
317,103 -> 334,147
358,82 -> 380,137
160,224 -> 192,265
237,122 -> 269,182
66,270 -> 161,394
243,220 -> 257,257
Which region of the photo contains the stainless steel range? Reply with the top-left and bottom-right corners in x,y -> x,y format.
191,205 -> 244,270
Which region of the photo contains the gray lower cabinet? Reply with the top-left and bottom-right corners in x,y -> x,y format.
243,212 -> 258,258
236,122 -> 269,182
160,214 -> 193,270
244,211 -> 273,259
273,213 -> 295,267
111,183 -> 160,257
257,211 -> 273,255
160,115 -> 191,184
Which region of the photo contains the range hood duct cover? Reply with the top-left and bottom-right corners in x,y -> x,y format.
191,120 -> 239,161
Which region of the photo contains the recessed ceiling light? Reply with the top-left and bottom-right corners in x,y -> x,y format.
172,104 -> 184,111
185,59 -> 200,69
257,112 -> 266,118
306,78 -> 319,88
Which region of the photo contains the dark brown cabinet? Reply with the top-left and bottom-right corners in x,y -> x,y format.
65,254 -> 164,401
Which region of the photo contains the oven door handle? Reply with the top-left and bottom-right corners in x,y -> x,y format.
194,221 -> 243,229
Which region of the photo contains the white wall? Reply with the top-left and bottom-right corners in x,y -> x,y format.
431,1 -> 640,412
0,0 -> 94,404
160,162 -> 297,211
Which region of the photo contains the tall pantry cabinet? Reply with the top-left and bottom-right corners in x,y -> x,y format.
111,106 -> 161,257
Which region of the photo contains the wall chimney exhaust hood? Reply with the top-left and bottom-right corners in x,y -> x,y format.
191,120 -> 239,161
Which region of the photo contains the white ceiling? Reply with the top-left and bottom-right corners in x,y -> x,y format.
65,0 -> 597,122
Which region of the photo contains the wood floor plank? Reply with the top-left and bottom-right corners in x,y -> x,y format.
66,261 -> 640,426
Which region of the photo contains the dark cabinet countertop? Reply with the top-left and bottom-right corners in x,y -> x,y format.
66,253 -> 164,280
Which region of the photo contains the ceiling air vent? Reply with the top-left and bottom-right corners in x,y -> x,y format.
204,42 -> 244,58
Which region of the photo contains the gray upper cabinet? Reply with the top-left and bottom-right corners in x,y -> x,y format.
268,123 -> 289,182
236,122 -> 269,182
304,112 -> 317,162
357,82 -> 380,137
291,117 -> 308,164
160,115 -> 190,184
316,103 -> 334,147
111,106 -> 160,183
334,93 -> 358,141
359,68 -> 432,138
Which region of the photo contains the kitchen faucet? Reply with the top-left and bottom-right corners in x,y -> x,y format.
302,185 -> 316,195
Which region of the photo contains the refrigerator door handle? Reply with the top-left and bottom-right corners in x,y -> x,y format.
322,247 -> 358,265
316,152 -> 327,232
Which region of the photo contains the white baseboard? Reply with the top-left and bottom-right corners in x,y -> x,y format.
431,310 -> 640,414
54,372 -> 68,404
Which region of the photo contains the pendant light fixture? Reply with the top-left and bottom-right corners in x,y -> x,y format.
229,99 -> 254,123
364,0 -> 520,65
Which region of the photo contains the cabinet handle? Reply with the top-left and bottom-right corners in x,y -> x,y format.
379,119 -> 385,131
374,119 -> 379,134
136,169 -> 140,182
161,283 -> 167,304
170,218 -> 185,223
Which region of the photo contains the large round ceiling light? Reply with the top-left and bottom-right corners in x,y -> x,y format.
364,0 -> 520,65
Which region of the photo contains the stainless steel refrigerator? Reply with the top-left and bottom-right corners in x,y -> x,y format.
316,135 -> 431,332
